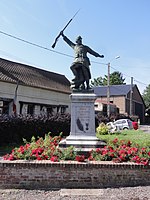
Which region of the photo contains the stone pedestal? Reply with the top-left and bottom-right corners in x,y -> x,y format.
59,91 -> 106,153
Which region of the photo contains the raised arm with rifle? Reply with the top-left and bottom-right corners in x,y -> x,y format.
51,9 -> 80,48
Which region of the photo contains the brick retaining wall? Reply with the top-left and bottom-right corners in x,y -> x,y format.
0,160 -> 150,189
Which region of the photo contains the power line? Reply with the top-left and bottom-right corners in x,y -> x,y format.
111,65 -> 131,78
0,30 -> 110,66
134,79 -> 148,86
0,49 -> 45,68
0,30 -> 149,88
0,30 -> 73,59
110,65 -> 149,87
90,60 -> 107,66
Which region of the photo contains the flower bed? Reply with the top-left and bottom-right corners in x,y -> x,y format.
3,133 -> 150,165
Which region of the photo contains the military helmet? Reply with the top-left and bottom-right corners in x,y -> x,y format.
76,35 -> 82,42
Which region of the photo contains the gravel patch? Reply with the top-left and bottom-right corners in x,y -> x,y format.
0,186 -> 150,200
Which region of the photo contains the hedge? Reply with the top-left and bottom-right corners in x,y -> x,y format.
0,113 -> 71,146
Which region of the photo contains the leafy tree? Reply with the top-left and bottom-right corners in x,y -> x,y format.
90,77 -> 103,86
91,71 -> 126,87
142,84 -> 150,107
104,71 -> 126,85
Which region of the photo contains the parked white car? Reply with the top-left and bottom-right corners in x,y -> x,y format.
107,122 -> 117,132
107,119 -> 133,132
113,119 -> 133,130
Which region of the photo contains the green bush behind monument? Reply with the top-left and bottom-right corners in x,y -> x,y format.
0,114 -> 70,146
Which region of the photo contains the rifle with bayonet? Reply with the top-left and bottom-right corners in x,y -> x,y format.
51,9 -> 80,48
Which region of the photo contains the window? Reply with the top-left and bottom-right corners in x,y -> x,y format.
27,104 -> 34,115
0,100 -> 10,115
60,106 -> 66,114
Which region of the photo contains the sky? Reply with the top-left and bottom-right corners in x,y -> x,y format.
0,0 -> 150,93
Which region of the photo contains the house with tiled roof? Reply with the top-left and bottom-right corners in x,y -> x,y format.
94,85 -> 146,123
0,57 -> 71,116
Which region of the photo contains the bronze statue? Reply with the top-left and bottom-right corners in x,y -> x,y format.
60,31 -> 104,90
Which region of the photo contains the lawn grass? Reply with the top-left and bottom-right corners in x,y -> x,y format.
96,129 -> 150,148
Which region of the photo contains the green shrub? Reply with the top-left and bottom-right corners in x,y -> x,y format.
0,113 -> 71,146
60,146 -> 76,160
96,122 -> 109,135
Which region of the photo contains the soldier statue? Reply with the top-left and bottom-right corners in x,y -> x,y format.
60,31 -> 104,90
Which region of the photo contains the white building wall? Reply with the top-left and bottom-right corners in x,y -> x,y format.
0,81 -> 71,115
0,82 -> 15,99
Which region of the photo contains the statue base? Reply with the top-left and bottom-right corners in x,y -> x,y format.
59,91 -> 106,156
59,135 -> 106,157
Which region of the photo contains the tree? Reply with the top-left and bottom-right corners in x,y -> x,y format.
104,71 -> 126,85
90,77 -> 103,86
142,84 -> 150,108
91,71 -> 126,87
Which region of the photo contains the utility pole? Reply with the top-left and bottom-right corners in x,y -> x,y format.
130,77 -> 133,116
107,56 -> 120,117
107,62 -> 110,117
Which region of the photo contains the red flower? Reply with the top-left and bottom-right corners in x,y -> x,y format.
132,156 -> 141,164
31,148 -> 44,155
127,149 -> 132,155
109,148 -> 115,153
109,153 -> 115,158
75,155 -> 85,162
88,155 -> 94,161
140,148 -> 147,155
3,154 -> 9,160
50,156 -> 58,162
113,157 -> 121,163
8,154 -> 15,161
36,156 -> 42,160
113,138 -> 118,144
118,149 -> 126,155
127,140 -> 132,147
18,146 -> 25,154
96,148 -> 102,153
31,149 -> 37,154
141,160 -> 149,166
102,149 -> 109,155
121,144 -> 127,149
119,154 -> 126,161
24,143 -> 30,149
41,154 -> 48,159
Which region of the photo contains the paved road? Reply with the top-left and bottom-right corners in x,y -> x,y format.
0,187 -> 150,200
139,125 -> 150,133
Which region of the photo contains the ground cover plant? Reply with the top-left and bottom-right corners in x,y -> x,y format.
96,128 -> 150,148
3,132 -> 150,165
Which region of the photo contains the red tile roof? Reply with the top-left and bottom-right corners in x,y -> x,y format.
0,58 -> 71,94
